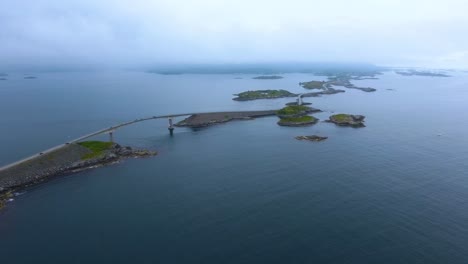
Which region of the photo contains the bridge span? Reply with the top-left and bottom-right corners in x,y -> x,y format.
0,110 -> 276,172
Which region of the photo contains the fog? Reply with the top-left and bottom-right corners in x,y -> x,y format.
1,0 -> 468,70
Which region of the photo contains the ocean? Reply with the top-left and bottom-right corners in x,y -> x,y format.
1,71 -> 468,263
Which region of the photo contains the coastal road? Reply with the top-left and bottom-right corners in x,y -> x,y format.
0,110 -> 275,171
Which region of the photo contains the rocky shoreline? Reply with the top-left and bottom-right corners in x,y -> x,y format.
295,135 -> 328,142
233,90 -> 296,101
175,110 -> 277,128
0,143 -> 156,209
327,114 -> 366,127
278,116 -> 318,126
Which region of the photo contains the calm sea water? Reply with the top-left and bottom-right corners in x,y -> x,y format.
1,71 -> 468,263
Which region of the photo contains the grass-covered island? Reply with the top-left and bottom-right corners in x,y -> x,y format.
0,141 -> 156,209
277,115 -> 318,126
276,105 -> 321,117
233,89 -> 296,101
253,75 -> 283,79
276,105 -> 320,126
299,80 -> 327,89
327,114 -> 366,127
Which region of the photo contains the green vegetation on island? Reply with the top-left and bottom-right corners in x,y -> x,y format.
276,105 -> 320,126
253,75 -> 283,80
0,191 -> 14,209
78,141 -> 114,159
300,72 -> 377,93
0,141 -> 156,210
299,80 -> 326,89
276,105 -> 315,116
278,115 -> 318,126
233,89 -> 296,101
328,114 -> 366,127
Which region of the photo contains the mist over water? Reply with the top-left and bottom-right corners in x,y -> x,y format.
2,0 -> 468,69
1,71 -> 468,263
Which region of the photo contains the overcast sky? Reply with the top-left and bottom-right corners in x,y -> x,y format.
1,0 -> 468,69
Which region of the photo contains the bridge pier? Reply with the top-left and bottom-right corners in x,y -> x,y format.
297,95 -> 303,106
168,117 -> 174,136
109,131 -> 114,142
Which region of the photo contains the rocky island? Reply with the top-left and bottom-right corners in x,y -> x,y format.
276,105 -> 321,117
233,89 -> 297,101
295,135 -> 328,142
299,80 -> 327,89
253,75 -> 283,80
278,116 -> 318,126
0,141 -> 156,209
176,110 -> 277,128
327,114 -> 366,127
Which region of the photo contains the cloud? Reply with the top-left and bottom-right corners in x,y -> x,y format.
1,0 -> 468,69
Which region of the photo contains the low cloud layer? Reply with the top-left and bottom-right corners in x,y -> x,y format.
1,0 -> 468,69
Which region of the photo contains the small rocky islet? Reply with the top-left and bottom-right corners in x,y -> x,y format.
295,135 -> 328,142
327,114 -> 366,127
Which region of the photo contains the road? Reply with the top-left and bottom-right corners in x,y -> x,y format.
0,110 -> 274,172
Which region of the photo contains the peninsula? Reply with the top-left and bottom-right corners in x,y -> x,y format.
176,110 -> 277,127
0,141 -> 155,209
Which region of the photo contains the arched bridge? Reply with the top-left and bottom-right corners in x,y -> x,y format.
0,110 -> 277,171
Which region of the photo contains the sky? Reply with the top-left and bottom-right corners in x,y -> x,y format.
1,0 -> 468,69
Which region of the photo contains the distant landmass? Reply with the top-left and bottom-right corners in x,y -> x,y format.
253,75 -> 283,80
395,70 -> 450,77
147,62 -> 384,75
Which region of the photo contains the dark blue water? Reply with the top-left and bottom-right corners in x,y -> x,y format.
1,71 -> 468,263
